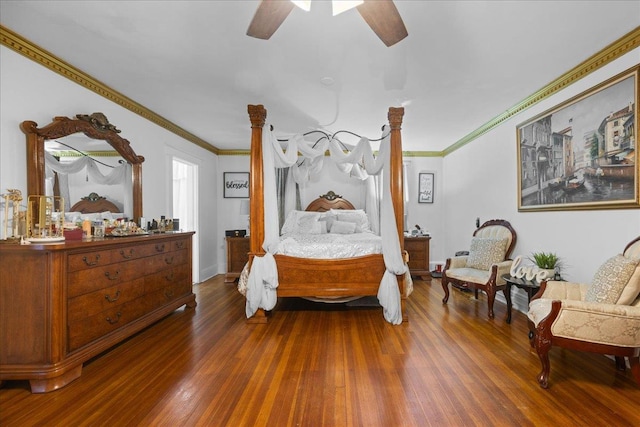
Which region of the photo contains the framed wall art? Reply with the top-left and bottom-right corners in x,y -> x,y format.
223,172 -> 249,198
418,172 -> 434,203
517,65 -> 639,212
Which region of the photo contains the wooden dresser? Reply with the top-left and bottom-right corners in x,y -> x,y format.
225,236 -> 250,282
0,232 -> 196,393
404,236 -> 431,280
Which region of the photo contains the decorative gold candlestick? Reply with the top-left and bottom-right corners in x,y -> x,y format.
26,195 -> 65,242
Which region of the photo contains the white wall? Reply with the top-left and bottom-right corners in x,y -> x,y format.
0,46 -> 219,281
442,48 -> 640,289
403,157 -> 445,268
4,40 -> 638,293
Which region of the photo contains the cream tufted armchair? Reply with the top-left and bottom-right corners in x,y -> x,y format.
527,236 -> 640,388
442,219 -> 517,320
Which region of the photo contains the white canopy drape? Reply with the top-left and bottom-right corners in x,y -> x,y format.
44,152 -> 132,216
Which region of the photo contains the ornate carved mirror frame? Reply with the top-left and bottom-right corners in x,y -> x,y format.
21,113 -> 145,221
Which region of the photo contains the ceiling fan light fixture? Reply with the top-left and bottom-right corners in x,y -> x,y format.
332,1 -> 364,16
291,0 -> 311,12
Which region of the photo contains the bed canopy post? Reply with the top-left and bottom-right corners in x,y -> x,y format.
388,106 -> 407,321
388,107 -> 405,251
247,104 -> 267,258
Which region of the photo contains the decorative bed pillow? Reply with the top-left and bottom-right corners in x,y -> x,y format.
280,210 -> 300,235
466,237 -> 507,270
318,213 -> 337,232
281,210 -> 322,235
585,254 -> 639,304
333,209 -> 371,233
329,220 -> 357,234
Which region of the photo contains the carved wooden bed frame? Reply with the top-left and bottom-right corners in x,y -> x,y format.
70,192 -> 120,214
246,104 -> 406,323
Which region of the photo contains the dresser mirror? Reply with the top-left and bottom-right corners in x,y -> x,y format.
21,113 -> 145,221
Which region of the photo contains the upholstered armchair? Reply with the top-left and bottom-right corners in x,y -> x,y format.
528,236 -> 640,388
442,219 -> 517,319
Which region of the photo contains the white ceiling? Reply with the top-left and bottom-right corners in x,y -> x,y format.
1,1 -> 639,152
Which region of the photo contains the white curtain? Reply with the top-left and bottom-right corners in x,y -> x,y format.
44,152 -> 132,215
245,126 -> 406,324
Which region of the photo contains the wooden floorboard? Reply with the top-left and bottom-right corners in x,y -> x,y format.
1,275 -> 639,426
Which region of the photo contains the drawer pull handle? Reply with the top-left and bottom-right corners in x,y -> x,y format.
82,254 -> 101,266
120,249 -> 134,259
105,270 -> 120,281
155,243 -> 165,252
176,242 -> 185,249
165,272 -> 175,281
164,289 -> 174,299
164,256 -> 174,265
106,312 -> 122,324
105,290 -> 121,303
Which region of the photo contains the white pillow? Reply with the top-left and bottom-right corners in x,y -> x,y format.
281,210 -> 324,235
280,210 -> 300,235
296,213 -> 322,234
331,209 -> 371,233
318,213 -> 337,232
329,220 -> 356,234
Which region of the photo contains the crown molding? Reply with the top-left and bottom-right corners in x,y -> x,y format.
0,24 -> 220,155
3,23 -> 638,159
442,26 -> 640,157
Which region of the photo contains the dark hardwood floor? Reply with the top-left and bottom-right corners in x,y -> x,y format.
1,275 -> 639,426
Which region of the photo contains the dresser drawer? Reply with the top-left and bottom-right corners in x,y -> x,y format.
68,296 -> 150,352
144,249 -> 188,275
67,278 -> 146,321
68,257 -> 148,298
172,238 -> 190,252
144,264 -> 191,294
145,281 -> 193,309
68,250 -> 113,272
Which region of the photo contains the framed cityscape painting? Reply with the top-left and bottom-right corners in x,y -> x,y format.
517,65 -> 639,212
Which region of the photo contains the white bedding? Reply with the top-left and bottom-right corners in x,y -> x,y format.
275,232 -> 382,259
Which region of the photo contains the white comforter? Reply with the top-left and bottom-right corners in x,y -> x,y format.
275,232 -> 382,259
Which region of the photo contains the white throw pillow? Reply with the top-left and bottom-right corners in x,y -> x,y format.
280,210 -> 322,235
332,209 -> 371,233
318,213 -> 337,232
280,210 -> 300,235
329,220 -> 357,234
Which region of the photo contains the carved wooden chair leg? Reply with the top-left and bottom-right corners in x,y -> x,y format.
615,356 -> 627,371
486,291 -> 495,319
441,276 -> 450,304
533,325 -> 552,388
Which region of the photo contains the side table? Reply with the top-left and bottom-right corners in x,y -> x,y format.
502,274 -> 541,325
225,236 -> 250,283
404,235 -> 431,280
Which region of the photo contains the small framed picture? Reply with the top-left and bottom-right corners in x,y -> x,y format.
223,172 -> 250,198
419,172 -> 434,203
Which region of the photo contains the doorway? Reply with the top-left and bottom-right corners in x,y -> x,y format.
172,156 -> 199,283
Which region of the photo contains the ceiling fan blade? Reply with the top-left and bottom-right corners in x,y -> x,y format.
357,0 -> 408,47
247,0 -> 295,40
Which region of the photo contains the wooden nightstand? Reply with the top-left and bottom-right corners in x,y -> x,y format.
225,236 -> 250,283
404,236 -> 431,280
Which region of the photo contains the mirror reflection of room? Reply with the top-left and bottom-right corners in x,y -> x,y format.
44,134 -> 131,217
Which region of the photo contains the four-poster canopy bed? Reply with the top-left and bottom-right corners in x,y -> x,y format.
244,104 -> 407,324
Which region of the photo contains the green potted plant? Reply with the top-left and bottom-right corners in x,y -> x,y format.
529,251 -> 562,280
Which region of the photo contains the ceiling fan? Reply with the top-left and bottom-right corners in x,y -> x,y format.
246,0 -> 408,47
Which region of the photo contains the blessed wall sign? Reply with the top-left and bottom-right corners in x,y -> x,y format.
223,172 -> 249,198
